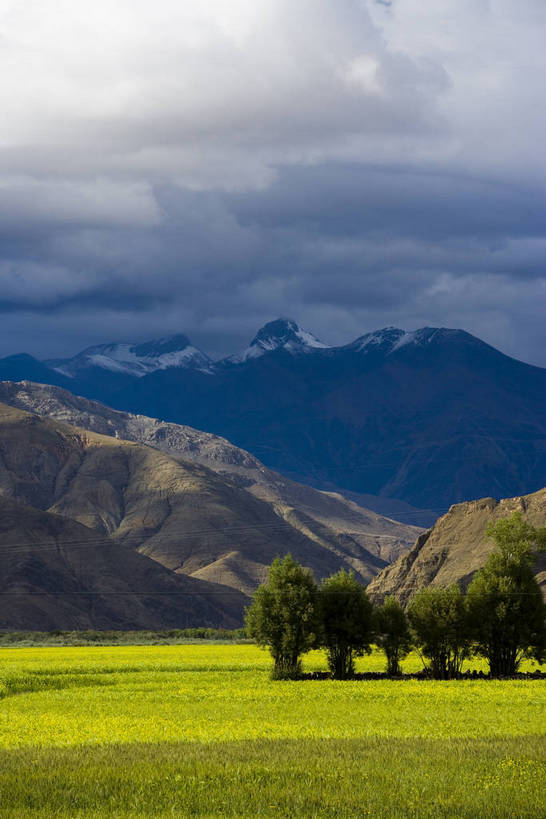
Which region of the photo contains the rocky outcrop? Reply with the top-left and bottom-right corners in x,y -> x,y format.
367,489 -> 546,604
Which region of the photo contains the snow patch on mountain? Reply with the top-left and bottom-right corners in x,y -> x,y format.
350,327 -> 406,353
391,330 -> 417,351
48,336 -> 214,378
295,327 -> 330,349
349,327 -> 458,355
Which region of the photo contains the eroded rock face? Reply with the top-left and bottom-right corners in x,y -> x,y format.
367,489 -> 546,604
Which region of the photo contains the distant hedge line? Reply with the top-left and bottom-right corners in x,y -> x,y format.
0,628 -> 249,646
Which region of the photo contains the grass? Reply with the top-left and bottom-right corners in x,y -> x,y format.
0,628 -> 249,647
0,645 -> 544,816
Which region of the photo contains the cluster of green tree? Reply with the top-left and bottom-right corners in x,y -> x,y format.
246,512 -> 546,680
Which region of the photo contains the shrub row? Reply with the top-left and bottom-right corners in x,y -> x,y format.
0,628 -> 248,647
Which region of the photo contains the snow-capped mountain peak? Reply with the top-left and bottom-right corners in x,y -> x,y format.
226,318 -> 329,364
47,334 -> 214,378
347,326 -> 477,356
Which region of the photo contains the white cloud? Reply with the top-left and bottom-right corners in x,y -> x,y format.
0,0 -> 446,192
0,1 -> 543,190
0,177 -> 160,227
377,0 -> 546,182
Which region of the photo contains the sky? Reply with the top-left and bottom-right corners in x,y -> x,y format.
0,0 -> 545,366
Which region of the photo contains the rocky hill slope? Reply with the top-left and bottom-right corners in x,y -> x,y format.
0,381 -> 418,565
0,402 -> 409,624
367,488 -> 546,604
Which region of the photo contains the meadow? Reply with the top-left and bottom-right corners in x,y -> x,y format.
0,645 -> 544,817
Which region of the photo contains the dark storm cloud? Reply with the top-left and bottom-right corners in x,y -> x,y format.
231,165 -> 546,247
0,1 -> 545,366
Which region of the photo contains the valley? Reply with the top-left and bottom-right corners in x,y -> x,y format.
1,319 -> 545,630
2,4 -> 545,815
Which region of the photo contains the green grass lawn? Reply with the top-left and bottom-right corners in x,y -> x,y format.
0,645 -> 544,816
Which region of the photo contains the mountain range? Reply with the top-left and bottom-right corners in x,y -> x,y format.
0,381 -> 416,566
0,494 -> 248,631
0,396 -> 417,629
1,318 -> 545,514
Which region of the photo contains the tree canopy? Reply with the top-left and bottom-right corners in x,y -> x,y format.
318,570 -> 373,679
466,511 -> 546,676
245,554 -> 319,679
407,584 -> 469,679
374,596 -> 412,676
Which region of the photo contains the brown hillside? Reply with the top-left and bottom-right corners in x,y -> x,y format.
367,488 -> 546,604
0,495 -> 248,630
0,382 -> 420,566
0,400 -> 395,598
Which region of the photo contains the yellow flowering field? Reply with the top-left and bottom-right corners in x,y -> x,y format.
0,644 -> 544,816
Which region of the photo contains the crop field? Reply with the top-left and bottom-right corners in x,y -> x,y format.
0,645 -> 545,817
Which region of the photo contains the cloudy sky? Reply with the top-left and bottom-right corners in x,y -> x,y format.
0,0 -> 545,365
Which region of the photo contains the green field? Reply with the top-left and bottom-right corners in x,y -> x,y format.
0,645 -> 544,817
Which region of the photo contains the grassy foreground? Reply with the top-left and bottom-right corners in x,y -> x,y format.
0,645 -> 544,817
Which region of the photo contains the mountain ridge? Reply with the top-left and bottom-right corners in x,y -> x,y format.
224,318 -> 329,364
109,322 -> 546,509
46,334 -> 214,379
0,399 -> 415,614
0,380 -> 418,564
3,319 -> 526,378
1,319 -> 545,512
0,492 -> 249,631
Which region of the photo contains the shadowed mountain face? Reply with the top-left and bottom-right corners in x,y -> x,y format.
2,320 -> 545,512
367,488 -> 546,605
0,402 -> 412,629
0,495 -> 248,631
0,381 -> 418,566
112,323 -> 546,510
0,355 -> 72,390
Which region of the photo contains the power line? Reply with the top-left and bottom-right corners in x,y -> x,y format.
0,509 -> 420,558
0,589 -> 543,597
1,591 -> 213,598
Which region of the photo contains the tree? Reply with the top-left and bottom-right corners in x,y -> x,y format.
466,512 -> 546,677
245,554 -> 319,679
374,596 -> 412,676
407,584 -> 469,679
317,570 -> 374,679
